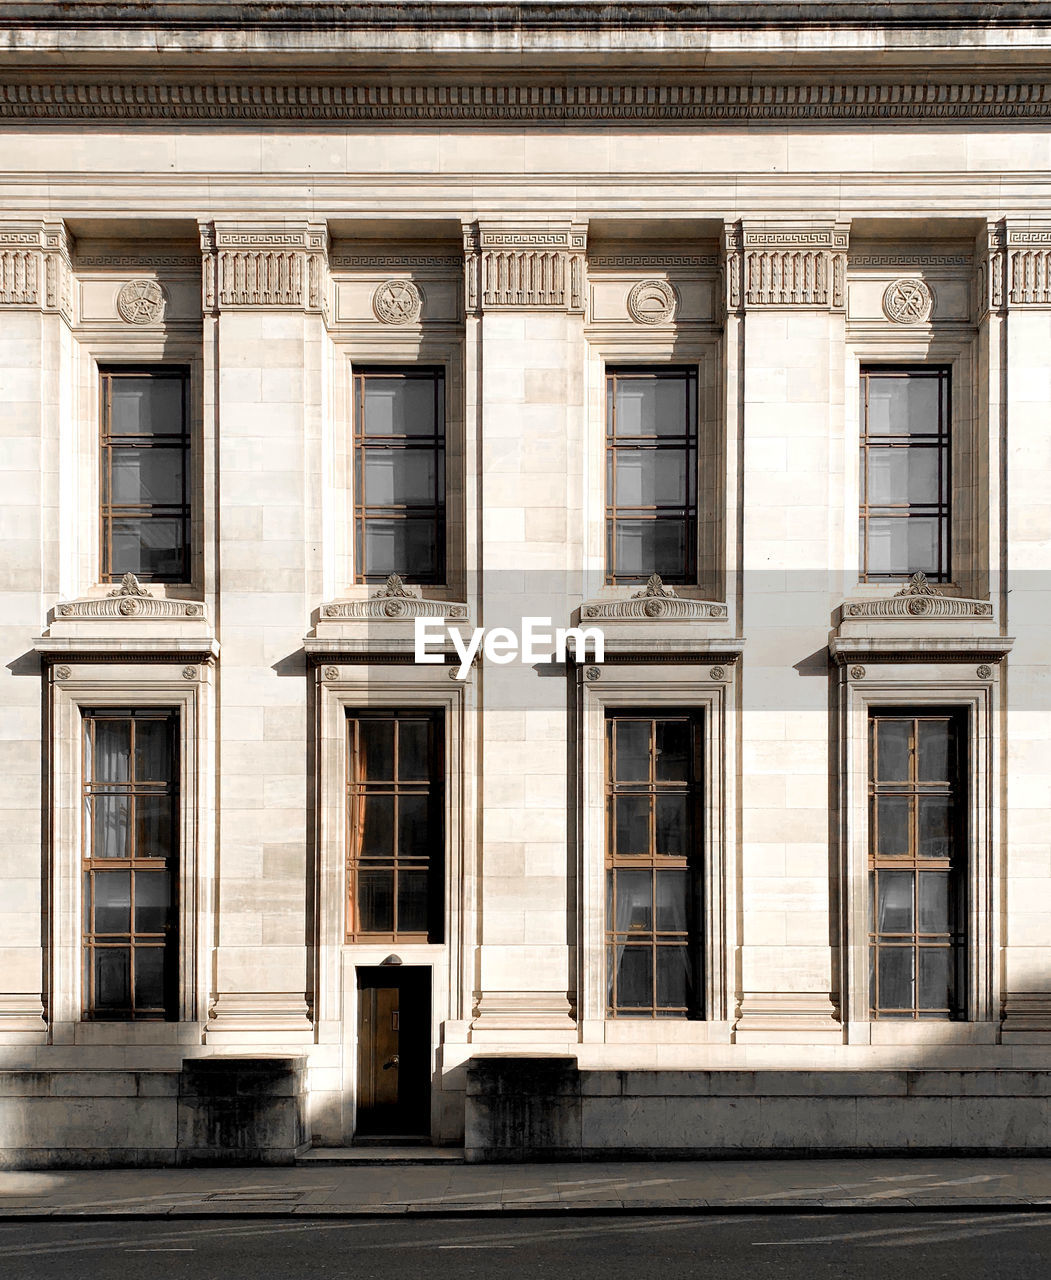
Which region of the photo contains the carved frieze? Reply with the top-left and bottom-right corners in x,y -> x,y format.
464,223 -> 587,313
1006,223 -> 1051,307
321,574 -> 467,620
844,573 -> 993,620
0,220 -> 72,316
55,573 -> 205,620
581,575 -> 727,621
725,222 -> 848,312
201,221 -> 328,312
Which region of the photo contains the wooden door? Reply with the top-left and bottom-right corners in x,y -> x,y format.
355,967 -> 431,1137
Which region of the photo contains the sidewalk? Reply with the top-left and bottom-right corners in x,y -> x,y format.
3,1156 -> 1051,1218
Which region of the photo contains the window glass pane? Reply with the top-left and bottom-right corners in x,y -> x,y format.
398,721 -> 430,782
918,948 -> 953,1011
363,518 -> 438,580
656,945 -> 693,1010
133,947 -> 166,1011
614,946 -> 652,1009
359,720 -> 395,782
134,870 -> 170,934
865,375 -> 940,436
877,870 -> 914,933
918,871 -> 950,934
359,795 -> 394,857
91,719 -> 131,783
865,447 -> 939,505
614,869 -> 652,934
108,377 -> 184,436
613,377 -> 687,438
109,518 -> 185,579
92,870 -> 132,934
614,721 -> 650,782
918,796 -> 953,858
136,795 -> 172,858
876,795 -> 910,857
613,449 -> 687,507
363,449 -> 437,505
614,795 -> 650,855
654,721 -> 690,782
655,793 -> 688,856
613,520 -> 687,579
363,377 -> 438,437
917,719 -> 952,781
397,794 -> 429,855
875,720 -> 910,782
134,719 -> 172,782
396,869 -> 429,934
877,947 -> 915,1011
357,868 -> 394,932
89,795 -> 131,859
109,446 -> 184,505
905,517 -> 941,575
655,869 -> 688,932
94,948 -> 131,1010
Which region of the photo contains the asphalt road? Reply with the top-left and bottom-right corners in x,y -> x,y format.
0,1212 -> 1049,1279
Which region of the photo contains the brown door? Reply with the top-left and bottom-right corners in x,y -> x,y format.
355,967 -> 431,1137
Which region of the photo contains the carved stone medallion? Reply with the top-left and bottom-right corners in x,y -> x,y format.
626,278 -> 676,325
116,278 -> 167,325
882,278 -> 934,324
373,279 -> 423,324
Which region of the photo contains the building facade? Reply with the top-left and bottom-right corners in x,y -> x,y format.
1,2 -> 1051,1164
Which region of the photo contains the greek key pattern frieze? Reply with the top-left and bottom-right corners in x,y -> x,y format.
724,223 -> 847,312
465,224 -> 587,312
201,222 -> 328,311
0,221 -> 71,314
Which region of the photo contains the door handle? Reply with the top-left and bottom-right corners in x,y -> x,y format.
383,1055 -> 399,1069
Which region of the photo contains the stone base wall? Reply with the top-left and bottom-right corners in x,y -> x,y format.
465,1056 -> 1051,1161
0,1056 -> 307,1169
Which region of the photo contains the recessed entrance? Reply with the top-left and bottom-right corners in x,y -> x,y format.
355,966 -> 431,1139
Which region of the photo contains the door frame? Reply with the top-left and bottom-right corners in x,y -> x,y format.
353,964 -> 433,1140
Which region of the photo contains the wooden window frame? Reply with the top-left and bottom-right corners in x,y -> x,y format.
859,365 -> 951,584
99,366 -> 191,584
604,710 -> 704,1019
605,366 -> 698,586
81,708 -> 179,1021
353,366 -> 446,586
345,709 -> 445,944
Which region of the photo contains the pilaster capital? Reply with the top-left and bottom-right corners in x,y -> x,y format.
0,218 -> 72,318
723,219 -> 849,313
463,220 -> 587,314
994,219 -> 1051,310
199,219 -> 329,313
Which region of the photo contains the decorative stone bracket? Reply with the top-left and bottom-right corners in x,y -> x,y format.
580,574 -> 727,621
464,222 -> 587,313
320,574 -> 467,621
0,219 -> 72,318
843,572 -> 993,620
725,220 -> 848,313
200,220 -> 328,313
53,573 -> 205,621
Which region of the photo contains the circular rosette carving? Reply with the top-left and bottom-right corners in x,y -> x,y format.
584,666 -> 602,681
708,665 -> 726,681
907,597 -> 930,616
373,279 -> 423,325
642,598 -> 665,618
882,278 -> 934,325
383,599 -> 407,618
118,597 -> 141,616
976,664 -> 993,679
181,666 -> 198,681
626,278 -> 676,325
116,278 -> 167,325
850,665 -> 866,680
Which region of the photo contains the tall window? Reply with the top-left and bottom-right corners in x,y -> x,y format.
869,710 -> 966,1020
354,368 -> 445,584
82,710 -> 178,1020
347,712 -> 444,942
859,366 -> 950,582
100,368 -> 190,583
606,712 -> 702,1017
606,368 -> 697,585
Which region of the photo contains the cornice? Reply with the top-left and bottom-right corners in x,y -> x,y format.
5,80 -> 1051,123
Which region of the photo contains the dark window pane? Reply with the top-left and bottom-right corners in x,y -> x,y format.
397,794 -> 430,855
397,869 -> 429,934
136,795 -> 172,858
109,446 -> 184,505
360,720 -> 395,782
134,870 -> 170,934
918,948 -> 953,1011
655,869 -> 689,932
876,795 -> 910,857
363,517 -> 438,579
133,947 -> 166,1010
877,871 -> 914,934
877,947 -> 915,1011
363,448 -> 437,505
398,721 -> 430,782
359,795 -> 394,858
92,871 -> 132,934
110,518 -> 185,579
655,793 -> 688,855
91,719 -> 131,783
656,945 -> 693,1010
615,946 -> 652,1009
918,796 -> 953,858
654,721 -> 690,782
358,868 -> 394,932
134,719 -> 172,782
89,794 -> 131,859
875,720 -> 910,782
615,795 -> 650,855
363,377 -> 439,437
614,721 -> 650,782
109,377 -> 184,436
918,872 -> 950,935
94,948 -> 131,1010
615,869 -> 652,934
613,519 -> 688,580
917,720 -> 952,781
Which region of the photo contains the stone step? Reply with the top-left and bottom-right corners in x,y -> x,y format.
296,1146 -> 466,1166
